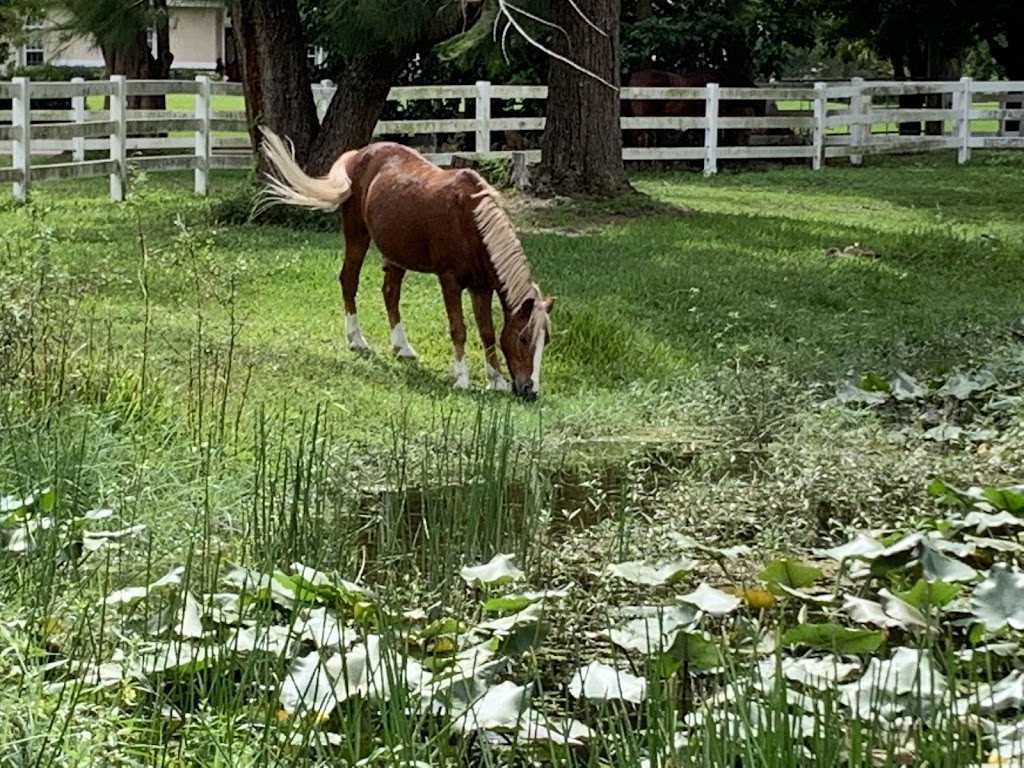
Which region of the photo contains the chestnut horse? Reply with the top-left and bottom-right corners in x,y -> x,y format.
257,129 -> 554,399
626,68 -> 766,148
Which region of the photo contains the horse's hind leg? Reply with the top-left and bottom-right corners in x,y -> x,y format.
470,289 -> 509,391
439,274 -> 469,389
382,262 -> 417,359
340,207 -> 370,351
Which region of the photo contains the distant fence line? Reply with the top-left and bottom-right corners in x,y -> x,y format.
1,75 -> 1023,201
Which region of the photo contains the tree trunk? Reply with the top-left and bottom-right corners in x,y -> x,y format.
306,50 -> 405,176
230,0 -> 319,169
986,24 -> 1024,133
100,0 -> 173,114
102,34 -> 168,118
231,0 -> 472,179
541,0 -> 630,196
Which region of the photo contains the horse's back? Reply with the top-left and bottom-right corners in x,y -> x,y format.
348,142 -> 486,277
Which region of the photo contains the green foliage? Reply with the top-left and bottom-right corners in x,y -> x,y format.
781,623 -> 884,653
0,0 -> 44,62
301,0 -> 447,61
621,0 -> 818,78
758,559 -> 823,592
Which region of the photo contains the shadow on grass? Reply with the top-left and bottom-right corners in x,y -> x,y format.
530,202 -> 1024,387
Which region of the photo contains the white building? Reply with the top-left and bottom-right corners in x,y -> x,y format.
11,0 -> 230,72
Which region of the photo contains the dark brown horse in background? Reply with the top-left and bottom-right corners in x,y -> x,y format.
625,68 -> 768,149
257,129 -> 554,400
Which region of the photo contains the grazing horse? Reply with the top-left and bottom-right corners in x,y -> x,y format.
626,67 -> 766,148
257,129 -> 554,400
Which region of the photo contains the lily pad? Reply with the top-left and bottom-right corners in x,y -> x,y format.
971,564 -> 1024,632
919,540 -> 978,583
663,629 -> 722,671
894,578 -> 962,610
781,623 -> 884,654
482,588 -> 570,613
450,680 -> 529,732
606,556 -> 695,586
936,371 -> 997,400
757,559 -> 823,593
840,647 -> 948,720
677,583 -> 741,616
568,661 -> 646,704
835,382 -> 888,406
814,534 -> 885,562
460,554 -> 525,587
890,371 -> 928,401
606,605 -> 700,655
280,652 -> 336,717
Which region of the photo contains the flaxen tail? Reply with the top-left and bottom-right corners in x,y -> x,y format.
253,128 -> 353,217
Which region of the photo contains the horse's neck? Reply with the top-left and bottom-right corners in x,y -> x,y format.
494,270 -> 538,316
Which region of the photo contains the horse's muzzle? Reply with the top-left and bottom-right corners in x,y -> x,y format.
513,378 -> 537,401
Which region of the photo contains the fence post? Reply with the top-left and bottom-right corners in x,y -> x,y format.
72,76 -> 86,163
849,76 -> 865,166
812,81 -> 827,170
194,75 -> 211,195
956,76 -> 972,165
109,74 -> 127,201
316,79 -> 334,123
475,80 -> 492,153
703,82 -> 719,176
11,76 -> 30,202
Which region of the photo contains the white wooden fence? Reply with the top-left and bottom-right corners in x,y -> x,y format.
1,75 -> 1022,201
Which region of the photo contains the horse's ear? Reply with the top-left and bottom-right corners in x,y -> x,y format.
517,297 -> 535,318
541,297 -> 556,314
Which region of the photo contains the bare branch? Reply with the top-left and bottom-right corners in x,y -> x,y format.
495,0 -> 616,89
460,0 -> 616,89
565,0 -> 608,37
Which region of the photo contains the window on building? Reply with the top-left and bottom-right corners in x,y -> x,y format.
23,16 -> 45,66
307,45 -> 325,70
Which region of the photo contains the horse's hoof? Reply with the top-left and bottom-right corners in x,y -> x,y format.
453,377 -> 470,390
390,324 -> 416,359
348,341 -> 371,355
485,364 -> 509,391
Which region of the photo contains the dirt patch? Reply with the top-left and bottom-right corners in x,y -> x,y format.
503,189 -> 692,237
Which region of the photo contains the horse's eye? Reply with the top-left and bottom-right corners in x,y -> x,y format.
519,333 -> 529,344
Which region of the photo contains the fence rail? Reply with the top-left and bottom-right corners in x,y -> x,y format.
1,76 -> 1022,200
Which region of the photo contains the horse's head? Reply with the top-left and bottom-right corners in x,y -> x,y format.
501,296 -> 555,400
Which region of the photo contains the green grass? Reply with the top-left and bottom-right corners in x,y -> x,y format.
7,152 -> 1024,446
1,152 -> 1023,766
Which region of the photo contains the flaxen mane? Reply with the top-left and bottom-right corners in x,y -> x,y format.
471,188 -> 538,312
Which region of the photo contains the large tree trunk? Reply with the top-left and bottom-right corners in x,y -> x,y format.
986,22 -> 1024,133
230,0 -> 319,169
306,50 -> 405,176
541,0 -> 630,196
101,0 -> 173,114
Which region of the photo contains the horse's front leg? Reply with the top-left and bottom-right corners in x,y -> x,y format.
439,275 -> 469,389
382,262 -> 416,358
470,288 -> 509,391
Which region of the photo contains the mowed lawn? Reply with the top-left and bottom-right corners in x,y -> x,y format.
2,151 -> 1023,450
